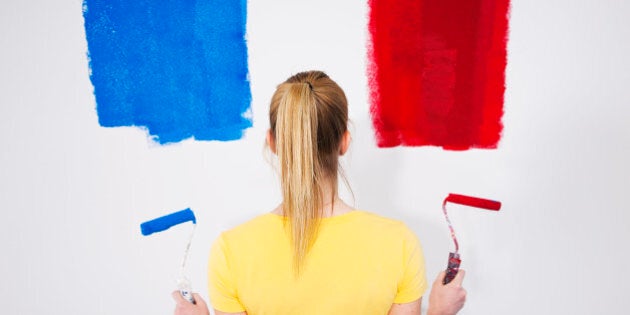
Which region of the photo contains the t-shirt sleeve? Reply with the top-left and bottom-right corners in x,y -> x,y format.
393,224 -> 429,304
208,233 -> 246,313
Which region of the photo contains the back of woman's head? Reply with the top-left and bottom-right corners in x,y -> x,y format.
268,70 -> 348,273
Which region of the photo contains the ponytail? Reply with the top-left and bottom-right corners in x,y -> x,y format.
269,71 -> 348,274
276,82 -> 322,273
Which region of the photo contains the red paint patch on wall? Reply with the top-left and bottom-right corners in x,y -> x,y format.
368,0 -> 510,150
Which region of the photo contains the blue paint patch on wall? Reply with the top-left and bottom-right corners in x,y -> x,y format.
83,0 -> 252,144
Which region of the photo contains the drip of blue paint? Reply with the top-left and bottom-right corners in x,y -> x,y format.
83,0 -> 252,144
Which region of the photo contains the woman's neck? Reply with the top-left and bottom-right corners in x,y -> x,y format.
272,180 -> 353,218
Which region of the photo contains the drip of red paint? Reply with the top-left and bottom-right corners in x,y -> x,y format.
368,0 -> 510,150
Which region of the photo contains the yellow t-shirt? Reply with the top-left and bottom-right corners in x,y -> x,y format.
208,210 -> 427,315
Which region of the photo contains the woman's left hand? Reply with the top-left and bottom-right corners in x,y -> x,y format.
172,291 -> 210,315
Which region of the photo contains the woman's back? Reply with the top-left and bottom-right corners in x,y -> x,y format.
209,210 -> 427,315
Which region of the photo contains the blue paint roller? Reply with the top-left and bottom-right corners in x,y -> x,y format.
140,208 -> 197,303
141,208 -> 196,236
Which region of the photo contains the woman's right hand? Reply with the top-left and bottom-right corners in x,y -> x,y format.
172,291 -> 210,315
427,270 -> 467,315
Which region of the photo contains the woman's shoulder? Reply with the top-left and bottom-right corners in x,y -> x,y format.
336,210 -> 414,235
219,212 -> 283,242
351,210 -> 407,226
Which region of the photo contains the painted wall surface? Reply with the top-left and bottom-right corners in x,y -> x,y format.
1,1 -> 629,314
368,0 -> 509,150
83,0 -> 252,144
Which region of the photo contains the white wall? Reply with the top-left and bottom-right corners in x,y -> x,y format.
1,0 -> 629,314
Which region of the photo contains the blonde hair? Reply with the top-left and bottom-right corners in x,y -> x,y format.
269,71 -> 348,273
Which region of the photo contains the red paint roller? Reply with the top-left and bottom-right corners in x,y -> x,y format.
442,194 -> 501,284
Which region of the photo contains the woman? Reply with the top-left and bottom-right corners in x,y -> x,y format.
173,71 -> 466,315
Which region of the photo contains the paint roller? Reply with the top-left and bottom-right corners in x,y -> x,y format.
442,194 -> 501,284
140,208 -> 197,303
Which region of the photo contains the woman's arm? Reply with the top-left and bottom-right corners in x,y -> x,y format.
388,298 -> 422,315
172,291 -> 210,315
388,270 -> 467,315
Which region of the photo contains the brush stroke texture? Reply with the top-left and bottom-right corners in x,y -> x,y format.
83,0 -> 251,144
368,0 -> 510,150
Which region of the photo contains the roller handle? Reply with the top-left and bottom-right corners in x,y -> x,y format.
443,252 -> 461,285
178,277 -> 195,304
